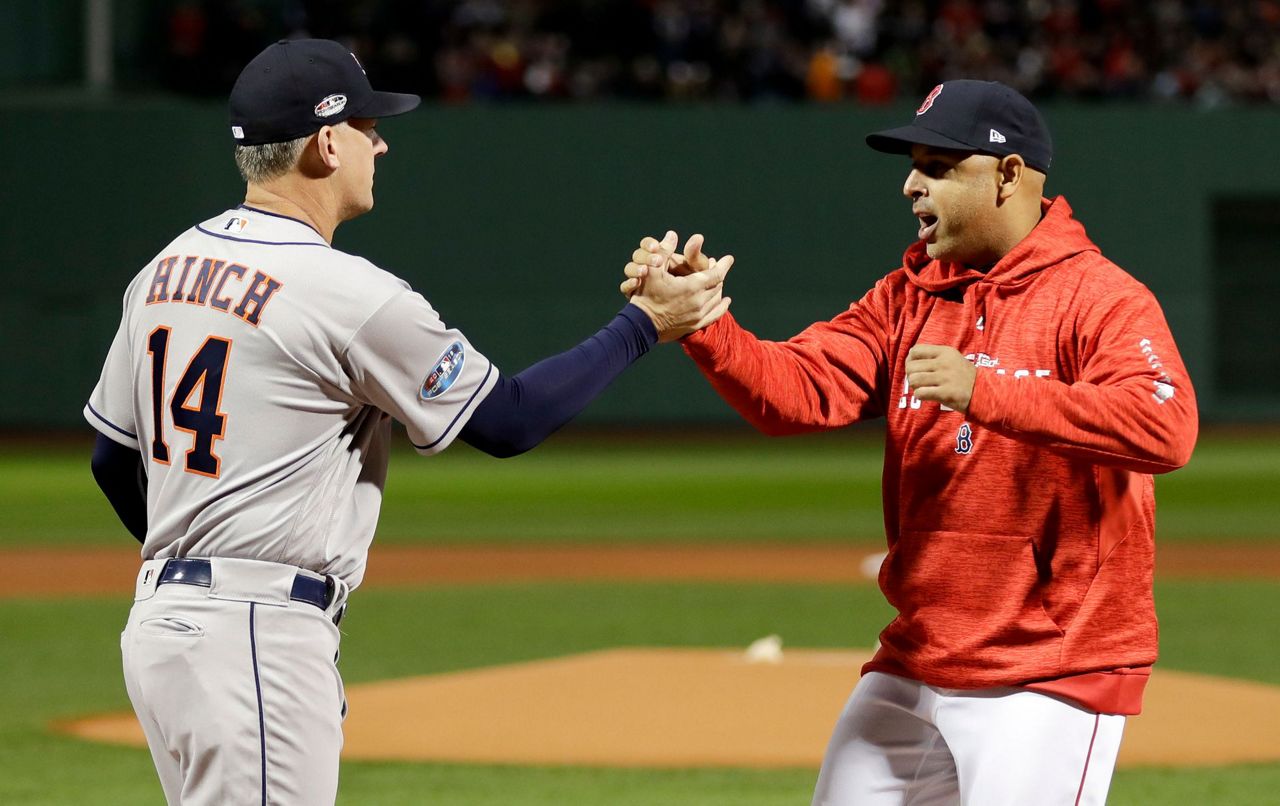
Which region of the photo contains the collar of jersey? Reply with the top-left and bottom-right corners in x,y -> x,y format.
196,207 -> 330,248
236,204 -> 329,242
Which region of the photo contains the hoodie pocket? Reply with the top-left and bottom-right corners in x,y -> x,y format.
138,615 -> 205,637
887,530 -> 1063,651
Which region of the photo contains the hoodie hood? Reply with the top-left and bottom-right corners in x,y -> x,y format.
902,196 -> 1100,294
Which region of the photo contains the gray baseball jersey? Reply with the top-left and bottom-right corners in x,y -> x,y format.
85,205 -> 497,588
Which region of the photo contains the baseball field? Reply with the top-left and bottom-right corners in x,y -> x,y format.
3,427 -> 1279,805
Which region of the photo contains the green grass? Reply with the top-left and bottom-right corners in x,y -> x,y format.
3,580 -> 1280,804
1154,439 -> 1280,540
3,429 -> 1279,546
3,430 -> 1280,804
1111,764 -> 1280,806
338,765 -> 819,806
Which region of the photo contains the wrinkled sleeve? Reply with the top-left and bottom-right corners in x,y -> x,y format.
681,280 -> 894,434
965,281 -> 1197,473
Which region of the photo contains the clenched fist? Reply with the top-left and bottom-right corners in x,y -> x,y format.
905,344 -> 976,414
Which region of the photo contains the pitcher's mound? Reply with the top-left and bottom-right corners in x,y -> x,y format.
59,648 -> 1280,769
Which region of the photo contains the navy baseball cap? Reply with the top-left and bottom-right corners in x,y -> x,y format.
229,39 -> 420,146
865,80 -> 1052,173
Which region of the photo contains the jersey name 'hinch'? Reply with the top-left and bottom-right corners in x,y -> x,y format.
143,254 -> 283,327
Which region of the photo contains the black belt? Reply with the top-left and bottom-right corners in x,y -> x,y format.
158,558 -> 334,611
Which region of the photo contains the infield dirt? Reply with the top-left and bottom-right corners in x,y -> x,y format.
6,541 -> 1280,598
19,542 -> 1280,770
58,645 -> 1280,769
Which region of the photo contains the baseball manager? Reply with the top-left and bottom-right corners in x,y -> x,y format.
85,38 -> 730,805
625,80 -> 1199,805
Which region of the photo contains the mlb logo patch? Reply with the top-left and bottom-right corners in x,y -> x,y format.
420,342 -> 465,400
314,93 -> 348,118
223,217 -> 249,233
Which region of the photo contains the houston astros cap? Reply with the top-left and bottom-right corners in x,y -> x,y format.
229,38 -> 421,146
865,80 -> 1052,173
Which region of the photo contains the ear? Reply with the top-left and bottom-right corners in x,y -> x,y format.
314,125 -> 341,172
996,154 -> 1024,201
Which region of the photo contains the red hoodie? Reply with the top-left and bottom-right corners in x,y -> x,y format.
682,197 -> 1198,714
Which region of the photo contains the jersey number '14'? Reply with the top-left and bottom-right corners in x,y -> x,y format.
147,326 -> 231,477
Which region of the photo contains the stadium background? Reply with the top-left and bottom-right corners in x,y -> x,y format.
2,2 -> 1279,804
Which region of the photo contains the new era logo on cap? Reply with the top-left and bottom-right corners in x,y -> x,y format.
989,128 -> 1006,143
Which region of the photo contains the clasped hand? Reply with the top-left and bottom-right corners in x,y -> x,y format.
621,231 -> 734,342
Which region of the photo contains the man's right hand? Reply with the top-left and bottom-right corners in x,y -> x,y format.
621,231 -> 712,297
623,231 -> 733,342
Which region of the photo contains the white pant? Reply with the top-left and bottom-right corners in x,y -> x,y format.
812,672 -> 1125,806
122,558 -> 349,806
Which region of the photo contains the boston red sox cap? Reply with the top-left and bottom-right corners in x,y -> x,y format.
865,80 -> 1052,173
229,38 -> 420,146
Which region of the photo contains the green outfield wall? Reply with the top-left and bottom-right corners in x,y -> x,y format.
2,99 -> 1277,428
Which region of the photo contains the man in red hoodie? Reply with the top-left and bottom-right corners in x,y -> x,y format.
624,80 -> 1198,805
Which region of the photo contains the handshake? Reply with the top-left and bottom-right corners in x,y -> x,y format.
621,231 -> 734,342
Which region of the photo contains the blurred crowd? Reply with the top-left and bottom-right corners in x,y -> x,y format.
155,0 -> 1280,105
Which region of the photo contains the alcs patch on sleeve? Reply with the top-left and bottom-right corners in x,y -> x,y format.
420,341 -> 465,400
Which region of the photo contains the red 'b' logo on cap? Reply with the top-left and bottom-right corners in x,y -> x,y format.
916,84 -> 943,115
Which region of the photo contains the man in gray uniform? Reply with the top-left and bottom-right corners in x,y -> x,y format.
86,38 -> 730,805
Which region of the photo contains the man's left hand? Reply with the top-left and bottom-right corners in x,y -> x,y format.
905,344 -> 976,414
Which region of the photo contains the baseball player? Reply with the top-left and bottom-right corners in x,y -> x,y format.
624,81 -> 1198,804
85,38 -> 730,805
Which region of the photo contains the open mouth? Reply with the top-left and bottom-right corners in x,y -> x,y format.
916,213 -> 939,241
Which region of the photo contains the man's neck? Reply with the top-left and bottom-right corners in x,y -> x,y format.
243,183 -> 338,243
976,198 -> 1045,269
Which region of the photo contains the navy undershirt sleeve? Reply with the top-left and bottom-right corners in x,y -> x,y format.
460,304 -> 659,457
91,433 -> 148,543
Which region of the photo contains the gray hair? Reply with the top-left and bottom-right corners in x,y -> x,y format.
233,136 -> 309,184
